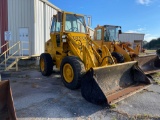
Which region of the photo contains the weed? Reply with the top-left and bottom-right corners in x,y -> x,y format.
155,80 -> 160,85
110,104 -> 117,109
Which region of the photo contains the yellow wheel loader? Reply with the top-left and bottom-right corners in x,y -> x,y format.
0,79 -> 17,119
40,11 -> 151,105
94,25 -> 160,74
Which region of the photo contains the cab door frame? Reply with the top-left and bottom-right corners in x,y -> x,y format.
94,26 -> 104,47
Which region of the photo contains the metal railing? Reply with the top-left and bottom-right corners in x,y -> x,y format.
21,41 -> 30,56
0,42 -> 9,53
0,41 -> 20,70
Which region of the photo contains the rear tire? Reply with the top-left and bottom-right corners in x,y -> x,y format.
154,56 -> 160,67
60,56 -> 85,90
111,52 -> 124,63
40,53 -> 53,76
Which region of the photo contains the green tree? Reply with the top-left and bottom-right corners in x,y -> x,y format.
143,37 -> 160,49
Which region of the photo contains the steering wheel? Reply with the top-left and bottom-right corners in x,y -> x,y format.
68,27 -> 78,32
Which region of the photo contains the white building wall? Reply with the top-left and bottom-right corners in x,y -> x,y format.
8,0 -> 34,55
34,0 -> 59,55
8,0 -> 61,55
119,33 -> 144,43
119,33 -> 144,48
34,0 -> 45,55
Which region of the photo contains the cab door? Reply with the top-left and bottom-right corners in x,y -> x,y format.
50,14 -> 63,53
50,13 -> 64,68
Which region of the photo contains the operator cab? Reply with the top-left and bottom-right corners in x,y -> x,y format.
94,25 -> 122,42
49,11 -> 88,49
104,25 -> 121,42
50,11 -> 87,34
65,14 -> 87,33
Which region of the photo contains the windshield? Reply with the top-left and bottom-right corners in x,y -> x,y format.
65,14 -> 87,33
104,26 -> 119,41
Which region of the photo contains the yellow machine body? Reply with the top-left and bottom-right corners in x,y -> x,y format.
45,12 -> 115,71
40,11 -> 151,105
94,25 -> 140,62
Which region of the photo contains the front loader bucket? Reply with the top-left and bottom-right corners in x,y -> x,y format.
135,55 -> 160,74
0,80 -> 17,120
81,61 -> 151,105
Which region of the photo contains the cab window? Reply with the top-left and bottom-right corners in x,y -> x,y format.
96,29 -> 102,40
50,17 -> 61,32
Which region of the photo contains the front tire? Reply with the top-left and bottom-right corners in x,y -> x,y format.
40,53 -> 53,76
60,56 -> 85,90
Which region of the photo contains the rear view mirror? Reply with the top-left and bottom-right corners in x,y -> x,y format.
118,30 -> 122,34
87,16 -> 92,27
85,15 -> 92,27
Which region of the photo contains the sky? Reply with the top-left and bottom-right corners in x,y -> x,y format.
49,0 -> 160,42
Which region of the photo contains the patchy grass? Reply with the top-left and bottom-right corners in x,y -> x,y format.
139,49 -> 156,56
112,110 -> 160,120
135,113 -> 160,119
149,72 -> 160,85
152,72 -> 160,77
110,104 -> 117,109
155,80 -> 160,85
111,117 -> 117,120
145,50 -> 156,53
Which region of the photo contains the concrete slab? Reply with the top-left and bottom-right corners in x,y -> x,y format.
115,85 -> 160,116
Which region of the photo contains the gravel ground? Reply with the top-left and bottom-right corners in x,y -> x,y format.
1,68 -> 160,120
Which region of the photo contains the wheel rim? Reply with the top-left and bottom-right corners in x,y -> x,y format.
40,58 -> 45,71
63,63 -> 74,83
